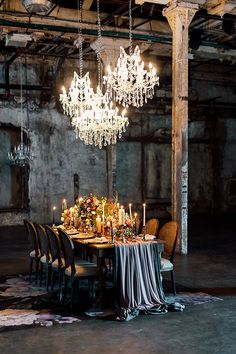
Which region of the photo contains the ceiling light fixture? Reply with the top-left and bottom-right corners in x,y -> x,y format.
8,59 -> 32,167
70,0 -> 129,149
103,0 -> 159,108
23,0 -> 53,13
59,0 -> 94,120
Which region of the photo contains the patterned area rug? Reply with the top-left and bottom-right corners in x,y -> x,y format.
0,275 -> 82,331
0,275 -> 223,330
166,292 -> 223,306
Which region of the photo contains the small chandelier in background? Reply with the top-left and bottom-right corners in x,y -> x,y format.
103,0 -> 159,108
8,59 -> 32,167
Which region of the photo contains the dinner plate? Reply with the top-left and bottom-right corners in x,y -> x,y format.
65,229 -> 80,235
83,237 -> 109,244
71,233 -> 95,240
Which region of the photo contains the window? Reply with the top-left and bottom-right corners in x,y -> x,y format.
0,124 -> 29,211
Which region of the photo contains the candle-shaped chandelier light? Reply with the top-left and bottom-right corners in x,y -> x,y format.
103,0 -> 159,108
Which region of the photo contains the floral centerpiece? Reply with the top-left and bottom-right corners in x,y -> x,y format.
76,194 -> 106,229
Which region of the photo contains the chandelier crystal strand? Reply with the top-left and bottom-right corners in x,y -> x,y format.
75,0 -> 129,149
103,0 -> 159,108
8,59 -> 32,166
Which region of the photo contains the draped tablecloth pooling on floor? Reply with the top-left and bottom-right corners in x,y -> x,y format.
114,241 -> 169,321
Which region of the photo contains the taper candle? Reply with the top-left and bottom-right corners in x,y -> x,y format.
96,217 -> 102,234
52,206 -> 56,225
129,203 -> 132,222
143,203 -> 146,226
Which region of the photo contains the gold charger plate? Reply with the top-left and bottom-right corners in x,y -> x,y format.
71,233 -> 95,239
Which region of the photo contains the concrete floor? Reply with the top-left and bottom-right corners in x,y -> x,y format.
0,216 -> 236,354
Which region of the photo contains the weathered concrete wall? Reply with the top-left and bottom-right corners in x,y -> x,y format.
0,99 -> 106,225
0,57 -> 236,225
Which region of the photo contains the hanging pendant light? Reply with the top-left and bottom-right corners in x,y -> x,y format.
103,0 -> 159,108
68,0 -> 129,149
59,0 -> 129,149
8,58 -> 32,167
59,1 -> 94,120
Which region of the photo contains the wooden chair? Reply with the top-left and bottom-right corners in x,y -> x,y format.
24,219 -> 41,283
44,225 -> 64,297
146,218 -> 159,236
158,221 -> 178,296
58,228 -> 98,308
34,223 -> 52,291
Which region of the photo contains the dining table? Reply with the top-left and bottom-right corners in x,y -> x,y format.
71,234 -> 165,312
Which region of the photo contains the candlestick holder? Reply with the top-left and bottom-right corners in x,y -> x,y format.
142,225 -> 146,241
110,227 -> 115,243
121,225 -> 126,243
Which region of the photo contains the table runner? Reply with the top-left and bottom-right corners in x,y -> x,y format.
114,241 -> 168,321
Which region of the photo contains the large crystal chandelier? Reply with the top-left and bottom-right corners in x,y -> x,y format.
8,59 -> 32,167
103,0 -> 159,108
59,71 -> 93,119
59,1 -> 93,119
72,89 -> 128,149
61,0 -> 129,149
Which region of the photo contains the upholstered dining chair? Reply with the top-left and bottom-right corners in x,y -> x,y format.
24,219 -> 41,283
34,223 -> 52,291
158,221 -> 178,296
57,228 -> 98,308
146,218 -> 159,236
44,225 -> 64,297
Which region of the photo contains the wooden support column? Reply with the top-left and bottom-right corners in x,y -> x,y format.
163,1 -> 198,254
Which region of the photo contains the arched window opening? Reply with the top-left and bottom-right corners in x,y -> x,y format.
0,123 -> 29,211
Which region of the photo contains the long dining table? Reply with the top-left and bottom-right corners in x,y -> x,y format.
72,237 -> 165,310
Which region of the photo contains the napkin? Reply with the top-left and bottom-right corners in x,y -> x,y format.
144,234 -> 156,241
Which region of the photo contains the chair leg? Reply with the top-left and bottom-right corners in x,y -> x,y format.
170,270 -> 176,296
35,259 -> 39,285
63,275 -> 68,303
46,264 -> 50,292
58,271 -> 63,302
70,277 -> 75,310
51,269 -> 54,292
29,258 -> 33,281
39,263 -> 43,287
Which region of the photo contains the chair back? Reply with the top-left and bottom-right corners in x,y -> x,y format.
146,218 -> 159,236
24,219 -> 40,257
34,223 -> 51,261
58,228 -> 75,273
158,221 -> 178,262
45,225 -> 62,265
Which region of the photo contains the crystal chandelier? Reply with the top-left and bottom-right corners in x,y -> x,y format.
73,0 -> 129,149
59,1 -> 93,120
8,59 -> 32,167
103,0 -> 159,108
72,89 -> 129,149
59,71 -> 94,119
61,0 -> 129,149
